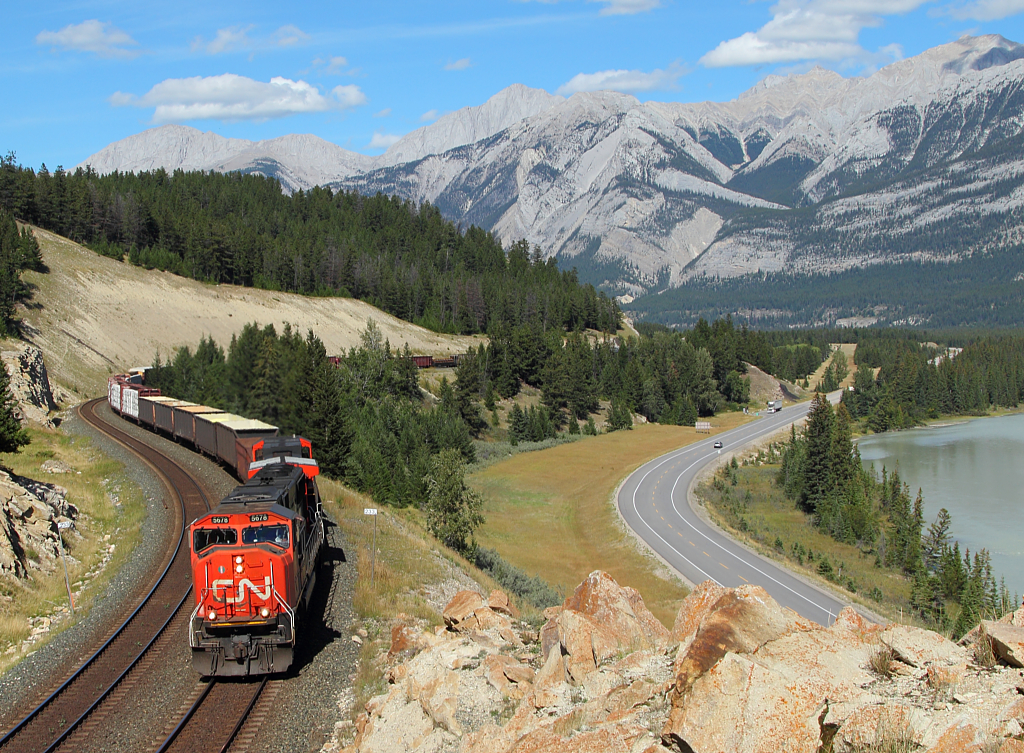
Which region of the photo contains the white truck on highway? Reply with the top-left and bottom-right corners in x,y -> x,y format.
766,400 -> 782,413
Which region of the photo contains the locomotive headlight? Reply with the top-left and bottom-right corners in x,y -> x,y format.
235,564 -> 244,574
208,609 -> 217,621
235,555 -> 243,564
260,607 -> 270,618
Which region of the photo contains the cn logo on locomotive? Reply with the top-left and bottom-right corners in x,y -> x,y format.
210,576 -> 272,604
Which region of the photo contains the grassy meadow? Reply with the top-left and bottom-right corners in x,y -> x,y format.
468,412 -> 755,628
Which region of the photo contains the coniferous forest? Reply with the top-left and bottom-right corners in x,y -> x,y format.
776,394 -> 1014,638
0,155 -> 618,336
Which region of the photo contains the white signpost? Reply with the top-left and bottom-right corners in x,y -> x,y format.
364,508 -> 378,587
57,520 -> 75,615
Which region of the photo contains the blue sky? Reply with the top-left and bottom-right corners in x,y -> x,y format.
6,0 -> 1024,170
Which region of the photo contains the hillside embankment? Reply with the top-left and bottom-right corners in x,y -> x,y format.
17,226 -> 482,398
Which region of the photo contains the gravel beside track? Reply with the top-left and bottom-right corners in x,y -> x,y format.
0,402 -> 186,719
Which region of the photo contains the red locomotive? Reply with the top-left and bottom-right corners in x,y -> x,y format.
188,436 -> 324,676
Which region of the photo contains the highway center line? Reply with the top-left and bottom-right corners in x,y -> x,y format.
662,406 -> 841,622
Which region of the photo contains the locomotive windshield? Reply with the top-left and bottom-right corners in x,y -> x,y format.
193,527 -> 237,553
243,524 -> 289,548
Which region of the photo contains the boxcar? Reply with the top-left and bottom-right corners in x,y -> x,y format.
195,413 -> 239,457
215,418 -> 278,477
173,405 -> 224,444
139,395 -> 176,429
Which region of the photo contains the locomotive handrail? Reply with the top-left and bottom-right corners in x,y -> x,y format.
272,586 -> 295,644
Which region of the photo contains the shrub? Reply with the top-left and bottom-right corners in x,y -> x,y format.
474,547 -> 561,610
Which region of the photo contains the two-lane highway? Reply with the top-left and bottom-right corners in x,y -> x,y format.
617,394 -> 848,626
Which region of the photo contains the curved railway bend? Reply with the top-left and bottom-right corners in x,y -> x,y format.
0,398 -> 213,752
618,391 -> 853,627
0,400 -> 361,752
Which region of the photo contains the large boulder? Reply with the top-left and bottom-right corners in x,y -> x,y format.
670,584 -> 803,697
442,589 -> 517,644
553,571 -> 671,684
663,586 -> 885,753
979,622 -> 1024,668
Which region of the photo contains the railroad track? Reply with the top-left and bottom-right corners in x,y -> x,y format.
0,398 -> 211,753
153,676 -> 280,753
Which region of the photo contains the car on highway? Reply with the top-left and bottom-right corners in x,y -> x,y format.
713,441 -> 723,449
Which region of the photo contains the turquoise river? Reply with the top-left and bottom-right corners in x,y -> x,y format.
858,412 -> 1024,599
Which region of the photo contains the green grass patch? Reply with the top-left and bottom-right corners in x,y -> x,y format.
467,415 -> 759,627
699,451 -> 912,622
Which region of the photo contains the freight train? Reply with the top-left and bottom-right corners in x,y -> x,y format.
106,372 -> 325,676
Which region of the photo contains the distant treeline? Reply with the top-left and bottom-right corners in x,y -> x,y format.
151,315 -> 836,504
841,332 -> 1024,431
628,250 -> 1024,329
0,155 -> 619,335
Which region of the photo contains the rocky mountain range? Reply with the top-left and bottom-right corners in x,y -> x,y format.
79,35 -> 1024,320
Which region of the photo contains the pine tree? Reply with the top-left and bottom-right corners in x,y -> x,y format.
423,448 -> 484,555
801,393 -> 837,514
508,403 -> 527,445
0,361 -> 28,454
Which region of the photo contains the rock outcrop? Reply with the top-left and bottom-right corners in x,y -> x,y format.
0,341 -> 59,427
333,572 -> 1024,753
0,470 -> 77,578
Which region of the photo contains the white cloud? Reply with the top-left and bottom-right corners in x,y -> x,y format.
445,58 -> 473,70
420,109 -> 440,122
324,56 -> 349,74
193,25 -> 254,55
36,20 -> 139,59
374,108 -> 392,117
946,0 -> 1024,19
700,0 -> 928,68
193,24 -> 309,55
590,0 -> 662,14
273,25 -> 309,47
111,74 -> 367,123
368,132 -> 402,149
556,63 -> 686,95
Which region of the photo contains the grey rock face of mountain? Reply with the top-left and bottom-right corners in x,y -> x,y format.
79,35 -> 1024,296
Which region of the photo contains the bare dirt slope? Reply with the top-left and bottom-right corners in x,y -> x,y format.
17,227 -> 482,397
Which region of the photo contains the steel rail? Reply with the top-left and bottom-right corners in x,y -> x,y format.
0,398 -> 210,751
153,681 -> 216,753
155,677 -> 269,753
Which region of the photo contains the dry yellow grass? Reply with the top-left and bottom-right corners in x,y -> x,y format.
469,412 -> 754,627
318,477 -> 507,623
18,225 -> 482,398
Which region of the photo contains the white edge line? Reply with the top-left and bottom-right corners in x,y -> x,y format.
620,402 -> 844,624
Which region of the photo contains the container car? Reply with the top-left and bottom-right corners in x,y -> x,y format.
188,437 -> 322,676
173,405 -> 224,444
137,395 -> 175,428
